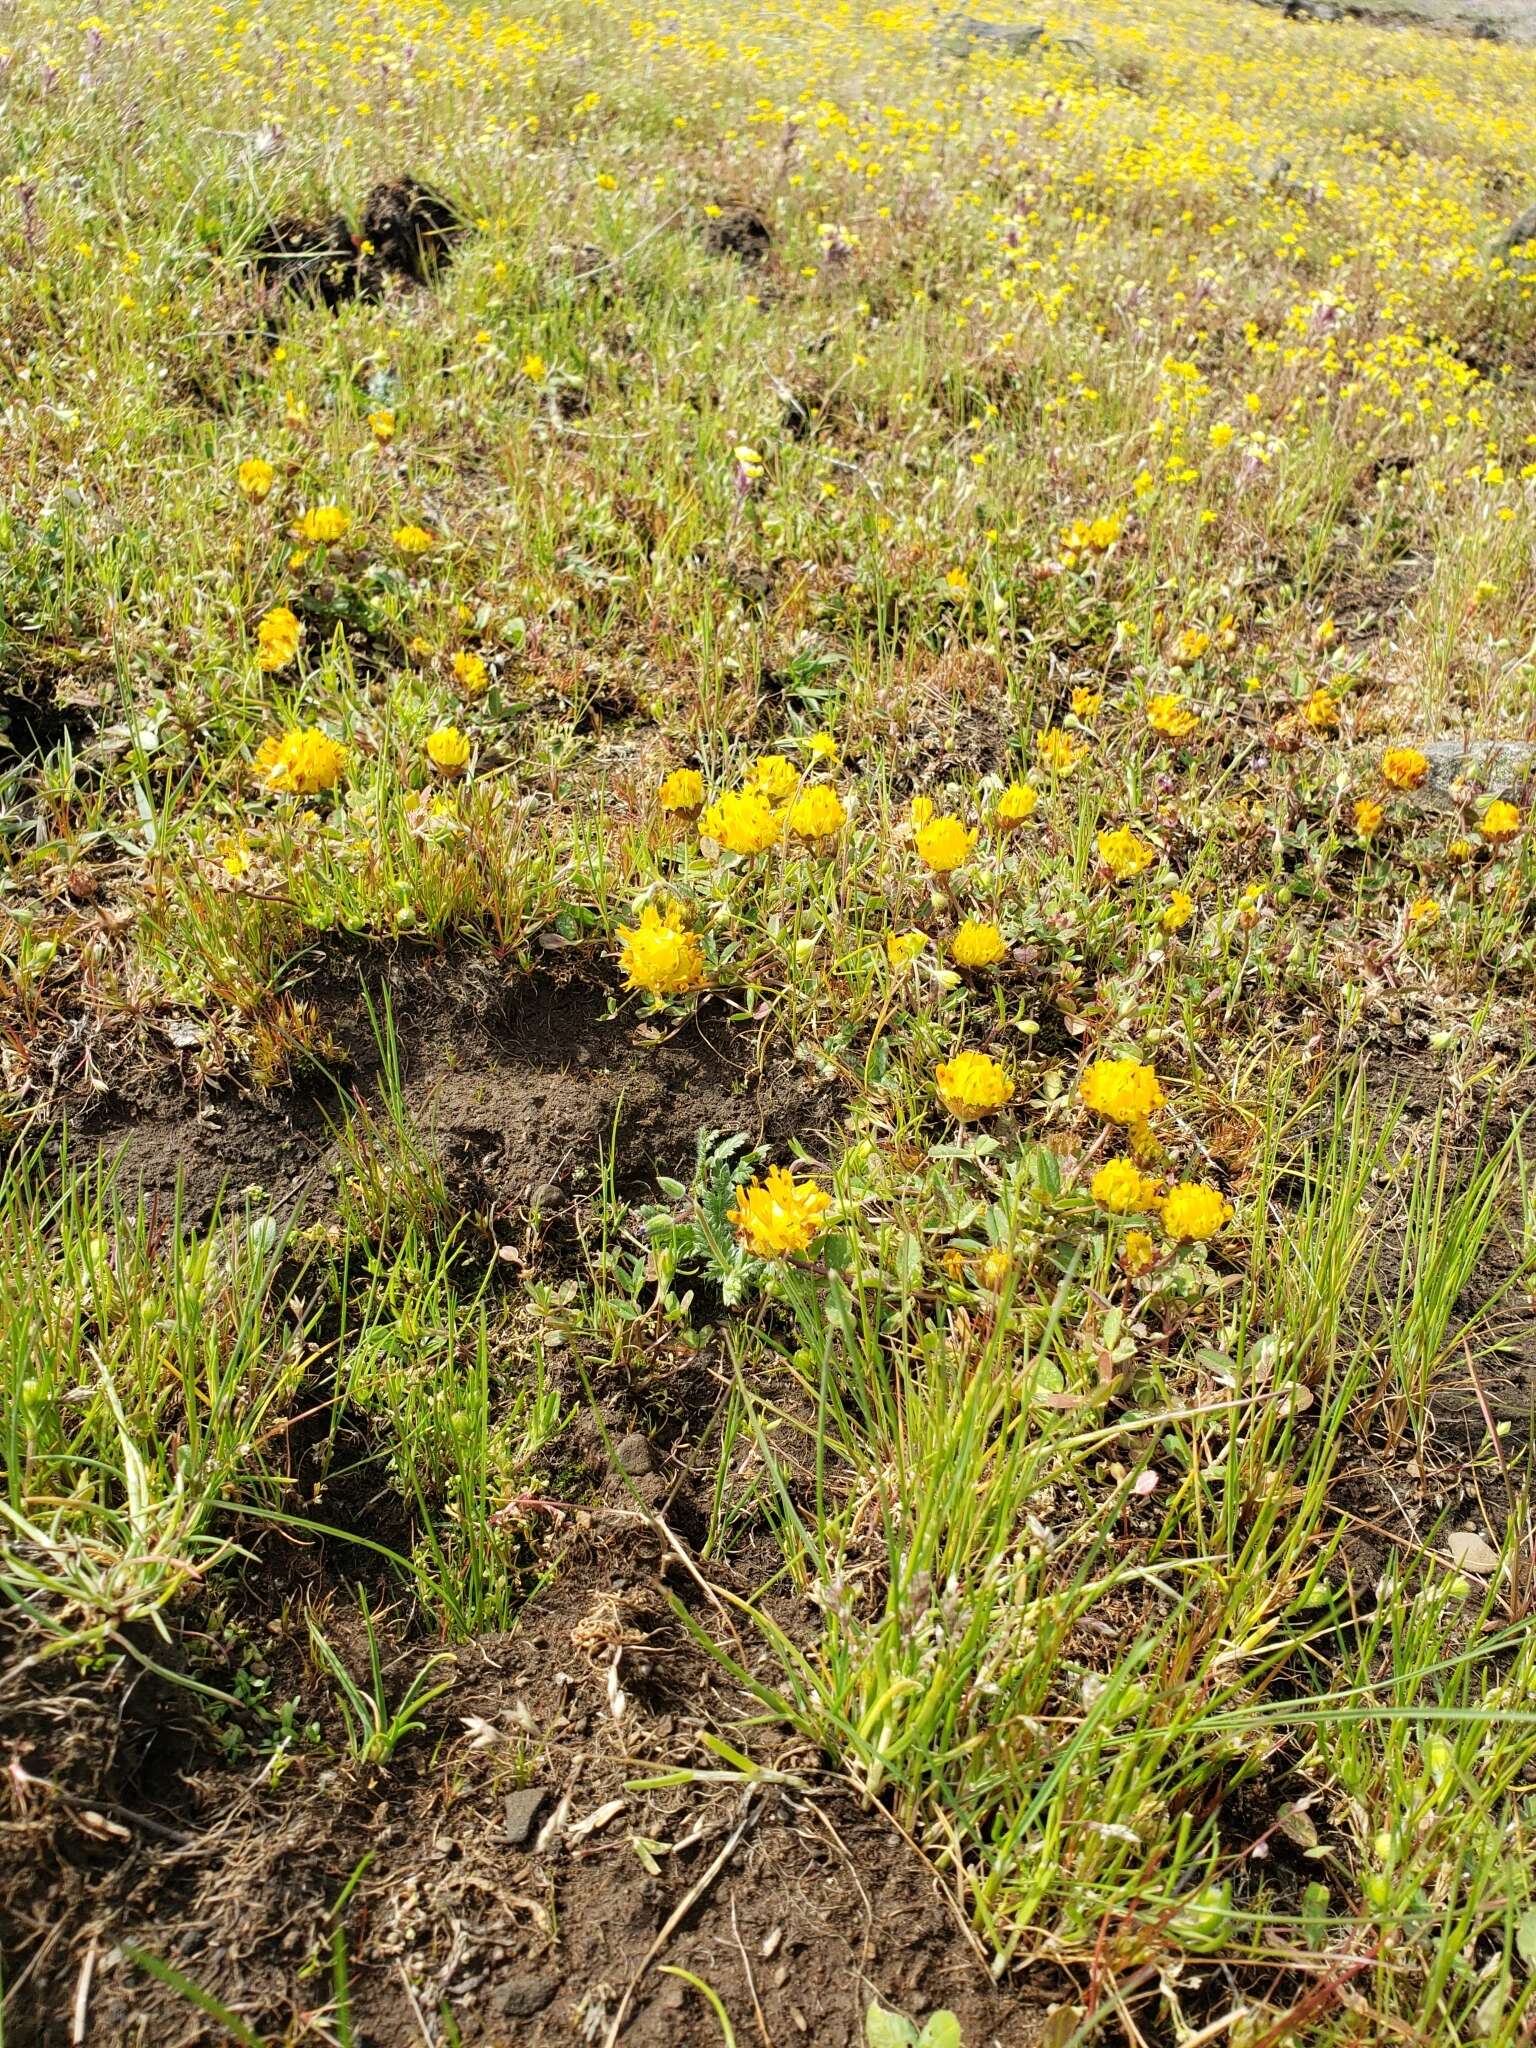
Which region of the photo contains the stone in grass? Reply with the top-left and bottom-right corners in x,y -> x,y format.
504,1785 -> 549,1848
936,15 -> 1047,56
1400,738 -> 1536,809
1495,199 -> 1536,260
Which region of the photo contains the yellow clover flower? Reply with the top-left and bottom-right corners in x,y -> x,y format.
1090,1158 -> 1160,1214
1097,827 -> 1154,880
935,1050 -> 1014,1122
1080,1058 -> 1164,1125
425,726 -> 471,775
915,814 -> 976,874
701,788 -> 781,856
238,456 -> 276,500
1161,1182 -> 1232,1242
617,903 -> 705,998
950,919 -> 1006,969
1381,747 -> 1429,792
294,504 -> 350,545
252,728 -> 347,795
728,1166 -> 831,1258
787,785 -> 846,842
255,605 -> 302,672
1479,799 -> 1521,845
995,781 -> 1038,829
659,767 -> 705,815
393,523 -> 435,556
1146,692 -> 1198,739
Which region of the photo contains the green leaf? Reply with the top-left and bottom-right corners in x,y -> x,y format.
917,2015 -> 963,2048
866,2006 -> 919,2048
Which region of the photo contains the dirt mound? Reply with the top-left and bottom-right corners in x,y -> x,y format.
359,175 -> 464,284
700,205 -> 772,265
248,176 -> 465,307
0,1530 -> 1048,2047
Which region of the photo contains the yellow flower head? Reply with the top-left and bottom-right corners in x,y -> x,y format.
522,353 -> 548,382
658,766 -> 706,814
238,456 -> 276,500
908,795 -> 935,828
1303,688 -> 1339,732
1071,687 -> 1104,721
617,902 -> 705,998
886,930 -> 929,968
1161,889 -> 1194,933
1479,799 -> 1521,845
935,1049 -> 1014,1122
1407,897 -> 1441,928
746,754 -> 800,802
1035,727 -> 1088,774
787,784 -> 847,842
368,408 -> 396,443
915,814 -> 976,874
950,918 -> 1006,969
1354,797 -> 1384,838
806,730 -> 838,763
1121,1229 -> 1158,1276
1381,747 -> 1429,792
252,727 -> 347,796
701,788 -> 782,856
977,1247 -> 1013,1291
995,781 -> 1038,829
1169,628 -> 1210,668
1446,836 -> 1475,864
425,725 -> 471,775
294,504 -> 350,545
1080,1057 -> 1164,1125
728,1166 -> 831,1259
1161,1181 -> 1232,1242
393,523 -> 435,556
1091,1157 -> 1159,1214
255,605 -> 302,672
1097,826 -> 1154,881
1146,692 -> 1199,740
451,650 -> 489,693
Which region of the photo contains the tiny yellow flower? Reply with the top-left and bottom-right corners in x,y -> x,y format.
1071,687 -> 1104,721
1315,617 -> 1338,649
701,788 -> 781,856
1303,688 -> 1339,732
950,919 -> 1006,970
1169,629 -> 1210,668
393,523 -> 435,556
1080,1058 -> 1164,1125
1381,747 -> 1429,792
1091,1157 -> 1159,1214
806,730 -> 839,762
1146,692 -> 1199,739
1479,799 -> 1521,845
425,726 -> 471,775
746,754 -> 800,802
521,353 -> 547,381
1097,827 -> 1155,881
728,1166 -> 831,1259
977,1247 -> 1013,1291
1161,1182 -> 1232,1242
935,1050 -> 1014,1122
294,504 -> 350,545
368,408 -> 396,442
1446,836 -> 1475,864
886,930 -> 929,968
995,781 -> 1039,829
238,456 -> 276,500
1354,797 -> 1384,838
943,565 -> 971,596
255,605 -> 302,672
617,902 -> 705,998
451,650 -> 489,693
916,815 -> 976,874
1035,727 -> 1088,774
1120,1229 -> 1158,1275
786,785 -> 847,842
1407,897 -> 1441,928
251,728 -> 347,796
658,767 -> 705,814
1161,889 -> 1194,933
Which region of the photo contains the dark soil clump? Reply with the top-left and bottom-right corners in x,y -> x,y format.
701,204 -> 773,265
248,176 -> 465,309
250,211 -> 362,309
359,175 -> 464,284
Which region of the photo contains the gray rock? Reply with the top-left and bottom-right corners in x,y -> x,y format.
613,1431 -> 655,1478
1495,200 -> 1536,259
937,15 -> 1046,57
1403,739 -> 1536,807
490,1973 -> 558,2019
504,1785 -> 548,1848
